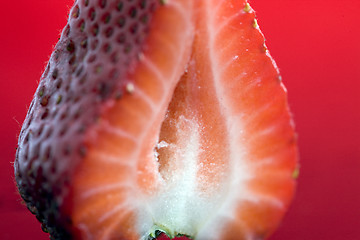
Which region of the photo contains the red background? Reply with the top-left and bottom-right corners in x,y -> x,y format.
1,0 -> 359,239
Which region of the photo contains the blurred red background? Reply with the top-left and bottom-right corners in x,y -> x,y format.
0,0 -> 359,239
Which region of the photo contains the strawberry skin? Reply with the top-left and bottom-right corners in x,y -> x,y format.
14,0 -> 164,238
14,0 -> 298,239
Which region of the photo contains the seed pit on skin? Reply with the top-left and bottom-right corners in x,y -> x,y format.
84,0 -> 89,7
91,39 -> 99,50
65,84 -> 70,92
38,86 -> 46,97
43,146 -> 52,162
56,78 -> 63,89
109,68 -> 119,79
117,16 -> 126,28
129,23 -> 138,34
140,14 -> 149,24
105,27 -> 114,38
64,25 -> 70,37
45,126 -> 54,139
73,95 -> 81,104
24,145 -> 29,161
56,95 -> 62,104
27,169 -> 34,183
67,41 -> 75,53
53,50 -> 60,62
37,123 -> 45,137
77,124 -> 86,134
30,143 -> 41,162
140,0 -> 146,9
51,108 -> 59,119
63,144 -> 71,156
103,43 -> 112,53
102,13 -> 111,24
59,107 -> 69,120
89,8 -> 96,21
79,75 -> 87,85
129,7 -> 137,18
59,125 -> 68,137
92,24 -> 99,36
78,19 -> 86,32
72,5 -> 80,18
116,33 -> 126,44
40,96 -> 50,107
52,68 -> 58,79
110,52 -> 119,63
80,39 -> 88,49
117,1 -> 123,11
73,107 -> 83,120
24,131 -> 31,144
76,65 -> 84,77
69,55 -> 76,65
99,0 -> 107,8
97,82 -> 110,100
124,44 -> 132,53
41,108 -> 49,120
41,223 -> 49,233
94,64 -> 103,74
37,124 -> 45,137
50,161 -> 57,174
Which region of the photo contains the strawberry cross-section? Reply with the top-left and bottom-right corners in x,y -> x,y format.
14,0 -> 298,239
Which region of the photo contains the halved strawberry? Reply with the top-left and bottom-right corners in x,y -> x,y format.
15,0 -> 298,240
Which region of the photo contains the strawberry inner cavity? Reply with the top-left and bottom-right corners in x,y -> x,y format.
147,74 -> 229,238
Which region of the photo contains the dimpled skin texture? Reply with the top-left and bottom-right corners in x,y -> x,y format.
14,0 -> 161,238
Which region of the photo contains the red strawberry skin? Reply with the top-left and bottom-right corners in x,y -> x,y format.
14,0 -> 163,238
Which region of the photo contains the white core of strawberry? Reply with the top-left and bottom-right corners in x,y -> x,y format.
138,115 -> 205,237
152,116 -> 203,237
135,106 -> 253,239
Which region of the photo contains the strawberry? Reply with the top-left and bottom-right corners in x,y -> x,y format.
15,0 -> 298,240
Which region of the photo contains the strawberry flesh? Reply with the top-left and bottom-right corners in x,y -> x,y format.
14,0 -> 298,239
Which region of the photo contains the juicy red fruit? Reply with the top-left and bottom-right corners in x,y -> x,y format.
14,0 -> 298,239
